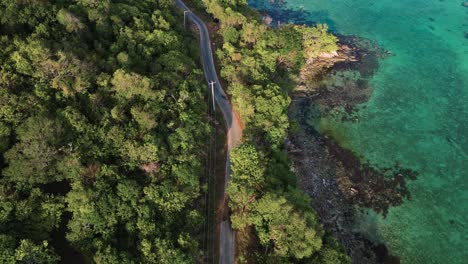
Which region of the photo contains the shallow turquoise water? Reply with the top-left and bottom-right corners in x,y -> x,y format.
250,0 -> 468,263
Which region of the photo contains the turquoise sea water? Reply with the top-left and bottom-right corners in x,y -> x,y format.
250,0 -> 468,263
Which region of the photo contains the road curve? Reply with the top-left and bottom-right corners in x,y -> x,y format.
174,1 -> 242,263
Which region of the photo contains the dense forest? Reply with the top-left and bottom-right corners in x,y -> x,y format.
0,0 -> 210,262
0,0 -> 349,263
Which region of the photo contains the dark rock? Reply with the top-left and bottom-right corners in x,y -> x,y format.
287,32 -> 420,263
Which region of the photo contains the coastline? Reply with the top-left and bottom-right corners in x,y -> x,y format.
286,36 -> 415,263
287,95 -> 398,263
287,94 -> 375,263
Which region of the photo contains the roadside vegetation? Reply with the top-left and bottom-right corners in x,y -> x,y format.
194,0 -> 350,263
0,0 -> 210,262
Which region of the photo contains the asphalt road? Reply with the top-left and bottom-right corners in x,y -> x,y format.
174,1 -> 243,263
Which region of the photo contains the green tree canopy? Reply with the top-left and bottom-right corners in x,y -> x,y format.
252,193 -> 322,259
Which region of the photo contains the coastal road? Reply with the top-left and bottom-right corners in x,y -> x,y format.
174,0 -> 243,263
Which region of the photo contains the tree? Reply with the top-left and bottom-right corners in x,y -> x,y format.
130,106 -> 157,131
251,193 -> 322,259
139,239 -> 191,264
111,69 -> 160,100
298,24 -> 338,60
0,0 -> 55,28
240,22 -> 265,45
0,86 -> 34,127
253,84 -> 291,146
227,182 -> 255,229
0,234 -> 15,264
57,9 -> 85,33
12,41 -> 93,97
93,246 -> 133,264
3,115 -> 70,186
230,144 -> 265,189
310,234 -> 351,264
220,26 -> 240,44
144,183 -> 192,214
15,239 -> 60,264
228,144 -> 265,229
229,83 -> 254,124
9,188 -> 65,240
0,122 -> 10,153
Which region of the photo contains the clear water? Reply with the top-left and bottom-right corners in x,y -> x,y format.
249,0 -> 468,263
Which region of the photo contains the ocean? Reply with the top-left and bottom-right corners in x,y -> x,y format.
249,0 -> 468,263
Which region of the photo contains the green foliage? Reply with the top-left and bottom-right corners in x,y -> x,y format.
57,9 -> 85,33
220,26 -> 240,44
139,238 -> 192,264
251,194 -> 322,259
227,182 -> 256,229
227,144 -> 265,229
0,122 -> 10,153
227,145 -> 323,260
15,239 -> 60,264
230,144 -> 265,188
0,0 -> 209,262
0,0 -> 55,28
0,235 -> 15,264
253,84 -> 291,146
111,69 -> 156,100
0,235 -> 60,264
298,24 -> 339,59
0,187 -> 65,241
3,116 -> 70,186
310,234 -> 351,264
229,83 -> 254,123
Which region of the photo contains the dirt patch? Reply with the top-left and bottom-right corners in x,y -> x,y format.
233,110 -> 245,130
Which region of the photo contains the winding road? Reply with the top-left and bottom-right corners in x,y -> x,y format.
174,0 -> 242,263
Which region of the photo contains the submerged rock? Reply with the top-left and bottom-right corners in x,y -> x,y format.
287,33 -> 415,263
288,94 -> 415,263
298,35 -> 391,119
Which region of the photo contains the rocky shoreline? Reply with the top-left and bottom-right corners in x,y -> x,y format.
287,36 -> 416,263
287,96 -> 398,264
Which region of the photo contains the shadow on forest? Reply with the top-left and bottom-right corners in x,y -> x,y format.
50,212 -> 89,264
